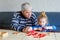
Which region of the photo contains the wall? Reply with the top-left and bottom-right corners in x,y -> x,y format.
0,0 -> 60,12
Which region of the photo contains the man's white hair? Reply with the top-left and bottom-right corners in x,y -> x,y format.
21,2 -> 32,11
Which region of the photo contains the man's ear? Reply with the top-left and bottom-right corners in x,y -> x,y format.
21,11 -> 24,15
22,10 -> 25,14
21,11 -> 23,13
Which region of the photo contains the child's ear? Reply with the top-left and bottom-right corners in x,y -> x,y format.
37,20 -> 39,24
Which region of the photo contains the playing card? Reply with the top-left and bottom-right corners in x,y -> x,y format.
27,30 -> 46,38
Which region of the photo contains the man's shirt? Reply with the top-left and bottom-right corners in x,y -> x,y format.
11,11 -> 37,32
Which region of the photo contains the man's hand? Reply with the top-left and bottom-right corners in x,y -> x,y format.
22,27 -> 32,33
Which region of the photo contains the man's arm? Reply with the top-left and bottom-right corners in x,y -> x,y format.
11,13 -> 24,32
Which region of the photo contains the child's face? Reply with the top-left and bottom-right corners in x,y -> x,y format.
38,18 -> 47,27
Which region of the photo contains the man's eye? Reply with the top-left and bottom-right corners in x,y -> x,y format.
39,21 -> 42,23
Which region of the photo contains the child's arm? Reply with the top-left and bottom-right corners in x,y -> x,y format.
44,26 -> 56,32
45,26 -> 56,30
45,26 -> 53,29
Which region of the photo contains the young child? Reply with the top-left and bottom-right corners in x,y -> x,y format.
31,11 -> 56,32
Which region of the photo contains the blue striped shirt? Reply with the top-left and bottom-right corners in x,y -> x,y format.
11,11 -> 37,32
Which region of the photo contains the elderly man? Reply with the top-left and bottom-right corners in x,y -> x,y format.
11,2 -> 37,33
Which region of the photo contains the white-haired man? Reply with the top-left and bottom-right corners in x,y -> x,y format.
11,2 -> 37,33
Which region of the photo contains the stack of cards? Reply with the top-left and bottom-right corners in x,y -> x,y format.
0,32 -> 8,38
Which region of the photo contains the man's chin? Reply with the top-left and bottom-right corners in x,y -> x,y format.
26,16 -> 31,19
26,17 -> 30,19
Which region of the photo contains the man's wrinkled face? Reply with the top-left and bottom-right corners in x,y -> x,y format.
38,18 -> 47,27
22,9 -> 32,18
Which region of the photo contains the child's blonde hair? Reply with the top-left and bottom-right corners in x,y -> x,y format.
38,11 -> 48,24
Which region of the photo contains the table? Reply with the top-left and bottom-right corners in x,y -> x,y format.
0,29 -> 60,40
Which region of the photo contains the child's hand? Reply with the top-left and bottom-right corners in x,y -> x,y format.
39,28 -> 42,31
34,28 -> 42,31
34,28 -> 39,30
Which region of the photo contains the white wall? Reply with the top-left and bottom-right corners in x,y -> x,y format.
0,0 -> 60,12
